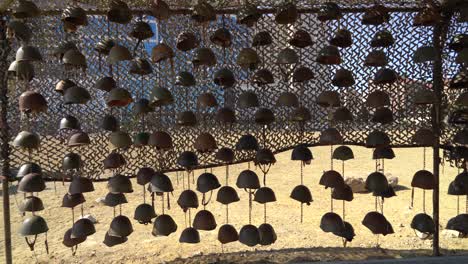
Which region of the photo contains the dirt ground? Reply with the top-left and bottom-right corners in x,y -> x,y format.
1,146 -> 467,264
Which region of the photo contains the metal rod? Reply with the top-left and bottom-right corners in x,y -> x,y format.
0,16 -> 12,264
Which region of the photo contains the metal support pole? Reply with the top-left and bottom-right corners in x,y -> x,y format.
0,16 -> 12,264
431,12 -> 451,258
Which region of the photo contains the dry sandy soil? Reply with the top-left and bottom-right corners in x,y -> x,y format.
1,146 -> 467,264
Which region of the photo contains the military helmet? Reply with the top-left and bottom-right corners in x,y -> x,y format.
64,86 -> 91,105
107,174 -> 133,193
95,76 -> 116,92
237,48 -> 260,70
130,21 -> 154,40
413,46 -> 436,63
332,107 -> 353,122
254,187 -> 277,204
134,203 -> 157,225
136,167 -> 156,186
289,29 -> 313,48
9,60 -> 34,81
216,186 -> 240,205
13,0 -> 40,19
413,5 -> 441,26
316,45 -> 341,65
60,115 -> 80,131
362,4 -> 390,25
275,2 -> 298,24
149,131 -> 173,150
106,88 -> 133,107
61,6 -> 88,30
258,223 -> 277,246
449,68 -> 468,89
179,227 -> 200,244
20,215 -> 48,237
332,146 -> 354,161
16,45 -> 42,62
18,173 -> 45,193
197,92 -> 218,108
332,68 -> 355,87
237,2 -> 261,27
251,69 -> 274,86
175,71 -> 196,87
330,29 -> 352,48
414,89 -> 436,105
319,170 -> 344,189
16,162 -> 42,180
129,58 -> 153,75
56,79 -> 76,95
372,146 -> 395,159
62,193 -> 86,208
317,2 -> 342,21
365,50 -> 388,67
6,20 -> 32,42
214,68 -> 236,89
236,170 -> 260,189
191,0 -> 216,23
192,47 -> 217,67
239,224 -> 260,247
63,152 -> 82,170
210,28 -> 232,47
235,134 -> 259,151
101,115 -> 119,132
151,0 -> 171,21
151,42 -> 174,63
193,210 -> 217,231
374,68 -> 398,85
277,92 -> 299,107
365,172 -> 389,194
108,44 -> 132,64
316,90 -> 341,108
19,196 -> 44,212
319,127 -> 343,145
176,111 -> 197,126
362,211 -> 394,235
446,214 -> 468,234
215,147 -> 235,163
291,144 -> 313,162
411,213 -> 435,235
366,130 -> 391,148
108,215 -> 133,237
177,190 -> 199,211
63,228 -> 86,248
367,90 -> 390,108
290,185 -> 313,205
277,48 -> 299,65
252,31 -> 273,47
95,38 -> 115,55
62,49 -> 87,69
109,131 -> 132,149
71,218 -> 95,238
13,131 -> 40,150
412,128 -> 435,146
103,231 -> 127,247
291,106 -> 311,122
333,221 -> 355,242
320,212 -> 345,233
254,108 -> 275,125
103,192 -> 128,207
218,224 -> 239,244
238,91 -> 259,108
150,172 -> 174,193
152,214 -> 177,236
196,173 -> 221,193
371,107 -> 393,124
133,99 -> 153,116
19,90 -> 47,114
332,184 -> 354,201
293,66 -> 314,83
176,32 -> 199,52
177,151 -> 199,169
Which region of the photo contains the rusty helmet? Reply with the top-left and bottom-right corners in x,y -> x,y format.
148,131 -> 173,150
252,69 -> 274,86
412,128 -> 435,146
149,86 -> 174,107
320,212 -> 344,233
197,172 -> 221,193
108,44 -> 132,64
210,28 -> 232,48
176,32 -> 199,52
411,213 -> 435,236
16,45 -> 42,62
446,214 -> 468,234
319,170 -> 344,189
197,92 -> 218,108
63,49 -> 87,69
177,190 -> 199,211
152,42 -> 174,63
254,187 -> 276,204
413,4 -> 441,26
191,0 -> 216,23
332,145 -> 354,161
193,210 -> 217,231
62,193 -> 85,208
290,185 -> 313,205
95,38 -> 115,55
130,21 -> 154,40
193,47 -> 217,67
291,144 -> 313,162
13,131 -> 40,150
291,106 -> 312,122
95,76 -> 116,92
56,79 -> 76,95
252,31 -> 273,47
16,162 -> 41,180
179,227 -> 200,244
414,89 -> 436,105
107,88 -> 133,107
63,152 -> 81,171
330,29 -> 352,48
258,223 -> 277,246
371,30 -> 394,48
371,107 -> 393,124
150,172 -> 174,193
237,2 -> 261,27
18,173 -> 45,193
177,151 -> 199,169
237,48 -> 260,70
362,4 -> 390,25
8,60 -> 35,82
332,68 -> 355,87
254,108 -> 275,125
13,0 -> 40,19
319,127 -> 343,145
108,174 -> 133,193
277,48 -> 299,65
293,66 -> 314,83
255,148 -> 276,166
64,86 -> 91,105
103,152 -> 126,170
362,211 -> 394,235
238,91 -> 259,108
134,203 -> 157,225
275,2 -> 298,24
214,68 -> 236,89
7,20 -> 31,43
216,186 -> 240,205
289,29 -> 313,48
107,0 -> 132,24
136,167 -> 155,186
239,224 -> 260,247
332,184 -> 354,201
177,111 -> 197,126
103,192 -> 128,207
316,45 -> 341,65
218,224 -> 239,244
317,2 -> 342,22
129,58 -> 153,75
63,228 -> 86,248
175,71 -> 196,87
20,215 -> 48,239
236,170 -> 260,189
108,215 -> 133,238
365,50 -> 388,67
333,107 -> 353,122
69,176 -> 94,195
215,147 -> 235,163
366,90 -> 390,108
374,68 -> 398,85
194,133 -> 217,153
152,214 -> 177,236
133,98 -> 153,116
235,134 -> 259,151
71,217 -> 96,239
19,90 -> 47,114
109,131 -> 132,149
366,130 -> 391,148
101,115 -> 119,132
411,170 -> 435,190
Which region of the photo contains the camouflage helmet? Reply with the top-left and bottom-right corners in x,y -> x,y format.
192,210 -> 217,231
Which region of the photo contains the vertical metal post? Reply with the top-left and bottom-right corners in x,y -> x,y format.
0,16 -> 12,264
431,12 -> 451,257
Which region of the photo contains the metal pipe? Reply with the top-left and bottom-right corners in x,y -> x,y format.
0,16 -> 12,264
